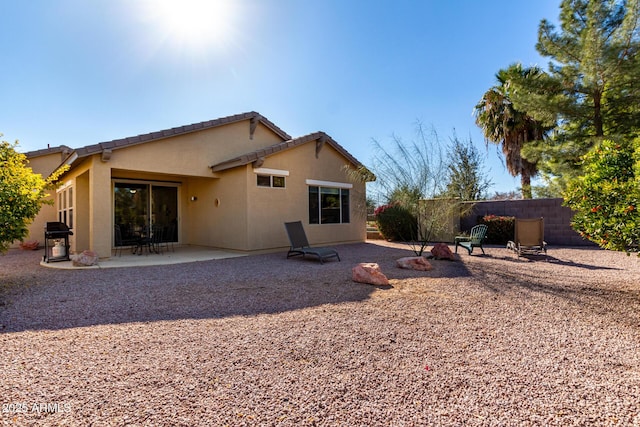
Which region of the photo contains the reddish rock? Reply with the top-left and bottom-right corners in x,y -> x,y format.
431,243 -> 455,260
19,240 -> 39,250
396,256 -> 433,271
71,250 -> 99,267
352,263 -> 389,286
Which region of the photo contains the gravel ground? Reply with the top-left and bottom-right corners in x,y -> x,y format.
1,241 -> 639,426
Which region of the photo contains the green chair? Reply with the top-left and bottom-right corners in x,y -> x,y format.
455,224 -> 488,255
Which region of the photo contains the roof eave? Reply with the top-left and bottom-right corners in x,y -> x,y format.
209,131 -> 376,182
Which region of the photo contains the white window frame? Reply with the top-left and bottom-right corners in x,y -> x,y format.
56,181 -> 74,229
305,179 -> 352,189
307,180 -> 352,224
254,168 -> 288,188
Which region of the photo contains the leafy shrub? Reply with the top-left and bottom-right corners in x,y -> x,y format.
478,214 -> 515,244
374,204 -> 417,241
564,138 -> 640,254
0,140 -> 66,252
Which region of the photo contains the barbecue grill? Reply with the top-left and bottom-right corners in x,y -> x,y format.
43,222 -> 73,263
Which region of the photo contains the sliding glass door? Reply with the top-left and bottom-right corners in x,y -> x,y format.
114,182 -> 178,244
152,186 -> 178,242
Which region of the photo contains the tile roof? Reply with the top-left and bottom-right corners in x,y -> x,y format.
209,131 -> 373,180
48,111 -> 373,182
66,111 -> 291,162
25,145 -> 72,159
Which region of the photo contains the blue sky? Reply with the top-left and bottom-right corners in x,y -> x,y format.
1,0 -> 561,195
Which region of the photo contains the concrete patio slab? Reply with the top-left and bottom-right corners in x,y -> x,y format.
39,245 -> 247,269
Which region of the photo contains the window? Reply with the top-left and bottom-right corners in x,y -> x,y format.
273,176 -> 285,188
308,185 -> 350,224
254,167 -> 288,188
57,185 -> 73,229
257,174 -> 285,188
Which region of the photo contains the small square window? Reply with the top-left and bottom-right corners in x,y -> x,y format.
257,175 -> 271,187
272,176 -> 285,188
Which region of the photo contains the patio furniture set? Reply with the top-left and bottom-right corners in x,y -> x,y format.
114,224 -> 175,256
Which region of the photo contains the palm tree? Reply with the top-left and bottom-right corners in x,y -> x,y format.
474,64 -> 551,199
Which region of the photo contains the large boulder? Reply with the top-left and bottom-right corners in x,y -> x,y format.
431,243 -> 455,260
396,256 -> 433,271
352,263 -> 389,286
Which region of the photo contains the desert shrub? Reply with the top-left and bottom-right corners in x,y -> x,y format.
374,204 -> 417,241
478,214 -> 515,244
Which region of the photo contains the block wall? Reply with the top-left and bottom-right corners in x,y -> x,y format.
459,198 -> 594,246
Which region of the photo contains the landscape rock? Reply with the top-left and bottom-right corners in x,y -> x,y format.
19,241 -> 39,250
431,243 -> 455,260
71,250 -> 99,267
396,256 -> 433,271
352,263 -> 389,286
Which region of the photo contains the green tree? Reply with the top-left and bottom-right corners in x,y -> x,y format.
0,139 -> 63,252
514,0 -> 640,190
474,64 -> 552,199
564,138 -> 640,254
442,136 -> 493,200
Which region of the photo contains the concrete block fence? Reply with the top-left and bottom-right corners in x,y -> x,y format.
459,198 -> 594,246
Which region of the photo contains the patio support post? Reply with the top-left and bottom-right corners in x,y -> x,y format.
88,158 -> 112,258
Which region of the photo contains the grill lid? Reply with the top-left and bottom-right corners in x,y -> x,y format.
46,222 -> 70,232
45,222 -> 73,236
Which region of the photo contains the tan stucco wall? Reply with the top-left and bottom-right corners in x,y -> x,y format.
75,171 -> 90,251
89,158 -> 112,256
180,140 -> 367,253
103,121 -> 284,178
246,142 -> 367,251
183,170 -> 249,250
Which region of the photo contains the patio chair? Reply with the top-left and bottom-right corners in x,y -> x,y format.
284,221 -> 340,264
507,217 -> 547,257
114,224 -> 138,256
151,224 -> 164,254
134,225 -> 156,255
162,223 -> 176,252
454,224 -> 488,255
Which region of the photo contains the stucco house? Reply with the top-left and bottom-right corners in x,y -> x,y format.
23,112 -> 373,259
